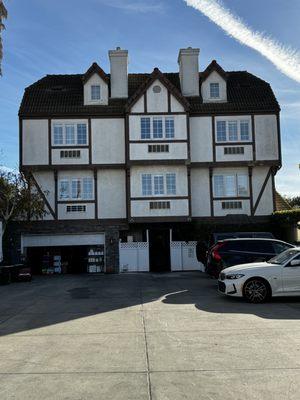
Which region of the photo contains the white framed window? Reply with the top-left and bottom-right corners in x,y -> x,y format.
58,178 -> 93,200
166,173 -> 176,195
52,123 -> 88,146
91,85 -> 101,101
140,116 -> 176,140
142,174 -> 152,196
210,83 -> 220,98
215,119 -> 251,143
213,174 -> 248,198
154,175 -> 164,195
53,124 -> 63,145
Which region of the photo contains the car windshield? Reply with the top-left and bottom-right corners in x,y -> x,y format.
268,249 -> 299,265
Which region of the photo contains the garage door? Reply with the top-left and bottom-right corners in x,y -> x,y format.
21,233 -> 105,250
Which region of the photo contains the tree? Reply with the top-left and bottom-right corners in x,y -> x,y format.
0,170 -> 47,257
0,0 -> 7,75
284,196 -> 300,209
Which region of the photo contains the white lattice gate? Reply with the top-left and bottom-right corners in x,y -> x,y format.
170,230 -> 205,272
119,240 -> 149,273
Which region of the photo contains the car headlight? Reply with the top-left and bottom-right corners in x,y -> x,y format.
225,273 -> 245,280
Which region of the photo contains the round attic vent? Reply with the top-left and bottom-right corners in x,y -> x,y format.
153,85 -> 161,93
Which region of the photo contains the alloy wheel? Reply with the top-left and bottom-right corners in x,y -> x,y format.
244,279 -> 268,303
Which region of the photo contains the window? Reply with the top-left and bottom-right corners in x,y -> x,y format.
60,150 -> 81,158
141,118 -> 151,139
213,174 -> 248,198
59,180 -> 70,199
150,201 -> 170,209
215,120 -> 251,142
140,116 -> 176,139
165,118 -> 175,138
224,147 -> 244,155
148,144 -> 169,153
77,124 -> 87,145
210,83 -> 220,98
222,201 -> 242,210
53,125 -> 63,145
153,118 -> 163,139
154,175 -> 164,195
142,174 -> 152,196
66,205 -> 86,213
240,120 -> 250,141
166,173 -> 176,195
52,123 -> 88,146
216,121 -> 226,142
65,125 -> 75,145
91,85 -> 101,101
72,179 -> 81,199
228,121 -> 238,141
83,178 -> 93,199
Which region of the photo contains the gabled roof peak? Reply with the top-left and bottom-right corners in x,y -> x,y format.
202,60 -> 227,81
82,62 -> 109,84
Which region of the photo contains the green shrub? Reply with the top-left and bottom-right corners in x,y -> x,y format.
272,210 -> 300,225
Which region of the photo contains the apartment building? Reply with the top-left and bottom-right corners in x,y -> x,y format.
19,47 -> 281,273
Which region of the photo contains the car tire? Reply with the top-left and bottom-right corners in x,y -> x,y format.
243,278 -> 271,304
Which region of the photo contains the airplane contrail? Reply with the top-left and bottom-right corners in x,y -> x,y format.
184,0 -> 300,83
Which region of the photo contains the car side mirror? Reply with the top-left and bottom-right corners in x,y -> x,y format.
290,260 -> 300,267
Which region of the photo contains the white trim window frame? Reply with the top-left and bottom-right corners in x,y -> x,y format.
213,173 -> 249,198
53,123 -> 88,146
210,82 -> 220,99
91,85 -> 101,101
58,178 -> 94,200
216,119 -> 251,143
141,173 -> 177,197
140,116 -> 175,140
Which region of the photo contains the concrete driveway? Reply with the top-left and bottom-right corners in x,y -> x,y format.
1,272 -> 300,399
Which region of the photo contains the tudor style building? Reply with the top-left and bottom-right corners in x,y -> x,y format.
19,47 -> 281,273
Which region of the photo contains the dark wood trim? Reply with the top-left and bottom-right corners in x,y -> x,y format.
57,200 -> 95,204
131,196 -> 188,201
20,114 -> 124,120
129,139 -> 187,144
128,159 -> 188,166
213,196 -> 250,201
168,91 -> 171,113
21,164 -> 126,172
251,115 -> 256,161
253,168 -> 272,215
276,112 -> 282,166
51,145 -> 90,150
126,168 -> 131,221
271,170 -> 276,212
129,112 -> 187,116
215,141 -> 253,147
144,93 -> 147,113
19,117 -> 23,169
30,172 -> 56,220
88,118 -> 92,164
248,166 -> 254,216
187,166 -> 192,219
48,119 -> 52,165
94,169 -> 98,219
212,116 -> 216,162
125,115 -> 130,220
189,110 -> 280,117
186,113 -> 191,161
129,216 -> 190,224
54,170 -> 58,220
190,160 -> 281,168
209,167 -> 214,217
191,215 -> 272,224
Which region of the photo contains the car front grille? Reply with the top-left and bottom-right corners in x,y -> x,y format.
218,281 -> 226,293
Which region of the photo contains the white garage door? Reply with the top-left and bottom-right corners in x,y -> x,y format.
21,233 -> 105,251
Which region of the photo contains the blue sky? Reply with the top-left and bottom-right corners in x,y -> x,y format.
0,0 -> 299,196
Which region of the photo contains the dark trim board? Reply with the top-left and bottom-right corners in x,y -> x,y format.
54,170 -> 58,220
251,115 -> 256,161
19,117 -> 23,169
131,196 -> 188,201
128,159 -> 188,166
129,216 -> 190,223
21,164 -> 126,172
48,119 -> 52,165
88,118 -> 92,164
190,160 -> 280,168
253,168 -> 272,215
51,145 -> 89,150
129,139 -> 187,144
209,167 -> 214,217
212,116 -> 216,162
248,166 -> 254,216
129,112 -> 187,116
213,196 -> 251,201
215,141 -> 253,147
57,200 -> 95,204
94,169 -> 98,219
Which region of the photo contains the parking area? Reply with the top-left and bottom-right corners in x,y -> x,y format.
1,272 -> 300,399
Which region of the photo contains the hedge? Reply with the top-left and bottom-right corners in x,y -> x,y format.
271,209 -> 300,225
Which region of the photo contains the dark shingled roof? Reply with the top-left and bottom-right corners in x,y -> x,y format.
275,192 -> 292,211
19,69 -> 280,117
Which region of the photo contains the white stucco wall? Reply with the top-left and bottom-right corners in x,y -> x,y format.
214,200 -> 251,216
190,117 -> 213,162
130,143 -> 188,160
171,95 -> 185,112
131,199 -> 189,217
255,115 -> 279,161
146,80 -> 168,113
58,203 -> 95,220
252,166 -> 274,216
33,171 -> 55,211
83,74 -> 108,106
92,118 -> 125,164
130,165 -> 188,198
131,96 -> 144,113
51,149 -> 89,165
201,71 -> 227,103
190,168 -> 211,217
129,114 -> 187,141
22,119 -> 49,165
216,145 -> 253,162
98,169 -> 126,219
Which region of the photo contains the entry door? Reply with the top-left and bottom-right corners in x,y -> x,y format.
282,255 -> 300,293
149,229 -> 171,272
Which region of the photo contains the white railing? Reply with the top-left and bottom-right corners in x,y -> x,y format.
119,231 -> 149,272
170,230 -> 204,272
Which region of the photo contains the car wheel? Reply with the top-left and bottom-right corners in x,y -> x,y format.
243,278 -> 270,303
